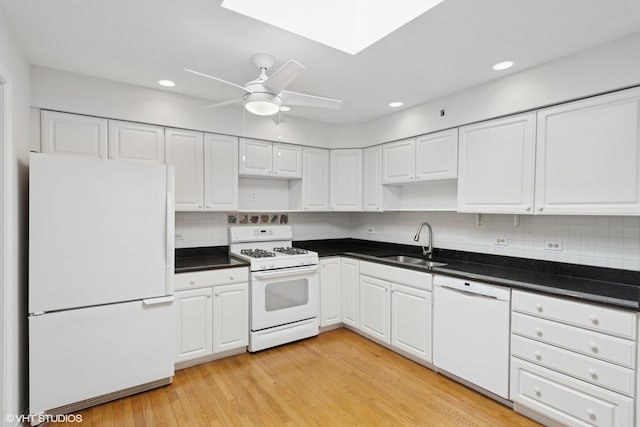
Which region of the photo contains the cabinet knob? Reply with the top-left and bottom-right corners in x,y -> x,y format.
215,292 -> 220,297
409,176 -> 415,180
525,206 -> 531,211
589,314 -> 599,325
534,328 -> 543,336
198,204 -> 203,208
206,294 -> 211,298
537,207 -> 544,212
533,386 -> 541,396
230,276 -> 234,280
588,368 -> 597,379
268,171 -> 272,174
589,342 -> 598,353
587,408 -> 595,419
535,303 -> 543,312
385,287 -> 389,292
206,204 -> 210,208
190,280 -> 195,285
534,351 -> 542,360
274,171 -> 278,175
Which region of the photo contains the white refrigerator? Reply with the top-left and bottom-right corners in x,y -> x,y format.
28,153 -> 175,417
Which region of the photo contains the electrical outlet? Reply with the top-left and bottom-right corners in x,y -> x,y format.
545,240 -> 564,251
366,227 -> 375,234
175,233 -> 184,240
494,237 -> 509,246
250,192 -> 256,200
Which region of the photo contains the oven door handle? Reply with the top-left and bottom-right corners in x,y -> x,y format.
252,265 -> 319,279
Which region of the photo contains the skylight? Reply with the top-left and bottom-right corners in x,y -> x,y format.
221,0 -> 445,55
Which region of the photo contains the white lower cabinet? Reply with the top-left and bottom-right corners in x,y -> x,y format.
174,268 -> 249,365
391,283 -> 432,363
320,257 -> 342,327
511,290 -> 637,426
341,258 -> 360,328
359,275 -> 391,344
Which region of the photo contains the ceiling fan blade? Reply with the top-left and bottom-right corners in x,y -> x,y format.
184,68 -> 251,94
264,60 -> 305,94
282,90 -> 342,109
201,99 -> 241,109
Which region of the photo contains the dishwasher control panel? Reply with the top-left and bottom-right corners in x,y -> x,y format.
433,275 -> 511,301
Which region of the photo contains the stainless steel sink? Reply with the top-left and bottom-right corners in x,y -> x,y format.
381,255 -> 447,268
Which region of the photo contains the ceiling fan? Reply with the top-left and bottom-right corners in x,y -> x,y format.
184,54 -> 342,118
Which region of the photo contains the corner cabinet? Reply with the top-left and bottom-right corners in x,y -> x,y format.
457,112 -> 536,214
330,149 -> 363,211
535,87 -> 640,215
320,257 -> 342,327
341,258 -> 360,328
41,110 -> 108,158
363,145 -> 383,211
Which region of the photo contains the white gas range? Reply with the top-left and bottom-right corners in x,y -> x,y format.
229,225 -> 319,352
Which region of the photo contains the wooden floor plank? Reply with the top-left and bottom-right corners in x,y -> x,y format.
54,329 -> 540,426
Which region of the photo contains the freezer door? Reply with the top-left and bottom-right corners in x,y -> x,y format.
29,153 -> 172,313
29,298 -> 174,415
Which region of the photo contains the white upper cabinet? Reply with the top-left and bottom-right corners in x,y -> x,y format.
273,143 -> 302,178
204,133 -> 238,211
41,111 -> 108,158
382,138 -> 416,184
458,112 -> 536,214
108,120 -> 166,163
166,128 -> 204,211
330,149 -> 363,211
239,138 -> 273,177
363,145 -> 383,211
301,147 -> 330,211
535,87 -> 640,215
415,129 -> 458,181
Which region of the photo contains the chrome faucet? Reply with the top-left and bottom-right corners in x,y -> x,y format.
413,222 -> 433,259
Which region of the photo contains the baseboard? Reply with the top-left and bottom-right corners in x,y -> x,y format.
175,347 -> 247,371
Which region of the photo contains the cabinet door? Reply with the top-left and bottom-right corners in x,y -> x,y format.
535,87 -> 640,215
415,129 -> 458,181
458,113 -> 536,214
239,138 -> 272,176
108,120 -> 165,163
302,148 -> 330,211
175,288 -> 213,363
204,133 -> 238,211
330,149 -> 363,211
359,275 -> 390,344
391,283 -> 432,363
382,138 -> 415,184
320,258 -> 342,327
341,258 -> 359,328
41,111 -> 108,158
363,146 -> 383,211
166,129 -> 204,211
273,143 -> 302,178
213,282 -> 248,354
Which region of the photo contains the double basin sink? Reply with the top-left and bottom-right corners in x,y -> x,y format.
380,255 -> 447,269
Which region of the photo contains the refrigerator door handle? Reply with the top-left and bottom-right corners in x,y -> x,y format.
165,189 -> 175,295
143,295 -> 175,306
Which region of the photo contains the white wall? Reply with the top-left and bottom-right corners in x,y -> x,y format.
31,66 -> 333,148
0,4 -> 31,424
175,212 -> 351,248
330,32 -> 640,148
351,212 -> 640,270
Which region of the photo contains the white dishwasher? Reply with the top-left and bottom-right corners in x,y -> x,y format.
433,275 -> 511,400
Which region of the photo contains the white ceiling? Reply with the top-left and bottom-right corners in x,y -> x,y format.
2,0 -> 640,124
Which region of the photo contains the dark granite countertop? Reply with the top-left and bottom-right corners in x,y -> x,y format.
175,246 -> 249,273
295,238 -> 640,311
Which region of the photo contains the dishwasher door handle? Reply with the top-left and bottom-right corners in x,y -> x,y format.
438,284 -> 499,300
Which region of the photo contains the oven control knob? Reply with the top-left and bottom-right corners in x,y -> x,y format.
269,262 -> 275,269
260,263 -> 267,270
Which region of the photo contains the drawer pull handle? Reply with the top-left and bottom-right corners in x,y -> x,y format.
588,368 -> 598,379
589,314 -> 599,325
589,342 -> 599,353
534,328 -> 543,336
533,386 -> 541,396
190,280 -> 195,285
230,276 -> 234,280
535,303 -> 543,312
215,292 -> 219,297
587,408 -> 596,419
534,351 -> 542,360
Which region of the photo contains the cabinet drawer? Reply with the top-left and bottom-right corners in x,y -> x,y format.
511,358 -> 633,427
512,290 -> 636,339
512,335 -> 635,397
359,261 -> 432,291
512,312 -> 636,368
175,267 -> 249,291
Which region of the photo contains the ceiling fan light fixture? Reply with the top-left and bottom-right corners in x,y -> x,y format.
244,92 -> 282,116
279,106 -> 291,112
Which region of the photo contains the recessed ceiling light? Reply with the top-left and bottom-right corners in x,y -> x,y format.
158,80 -> 176,87
492,61 -> 514,71
279,106 -> 291,112
389,101 -> 403,108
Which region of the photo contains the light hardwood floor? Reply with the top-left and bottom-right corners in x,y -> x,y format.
56,329 -> 540,426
